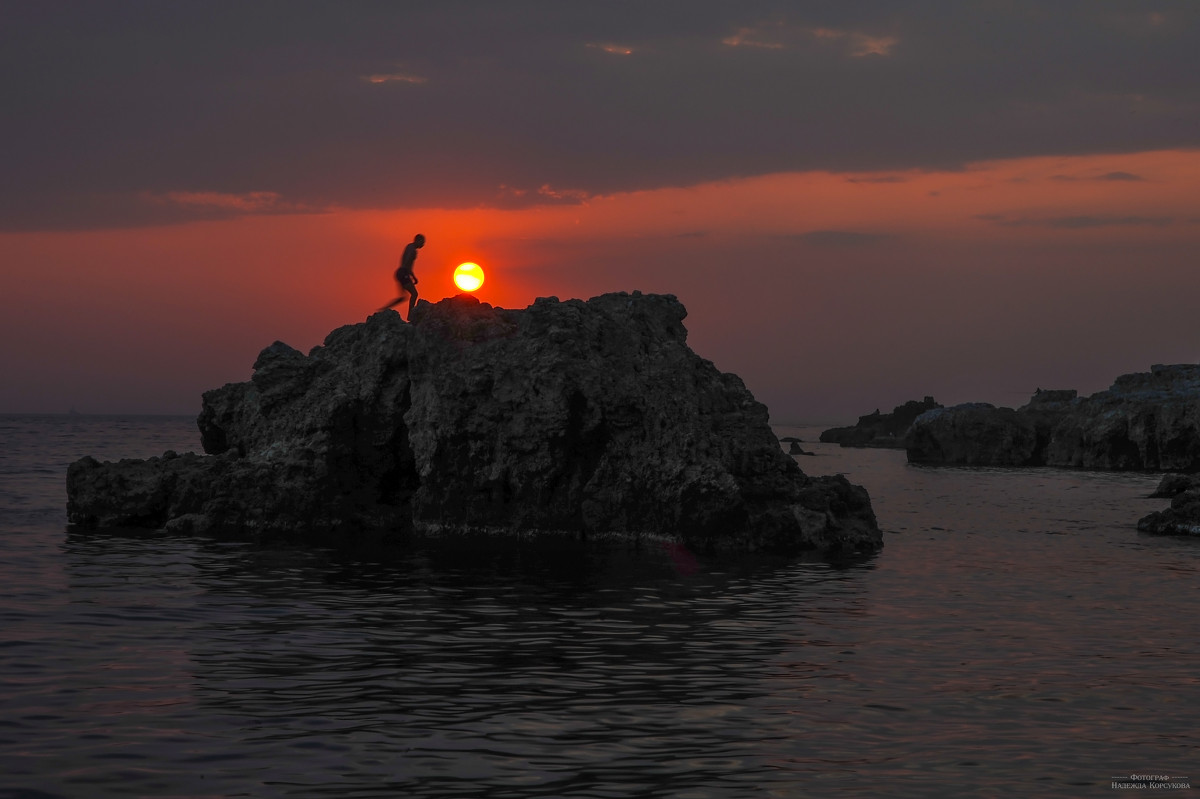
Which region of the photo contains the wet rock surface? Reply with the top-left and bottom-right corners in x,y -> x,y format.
68,292 -> 881,555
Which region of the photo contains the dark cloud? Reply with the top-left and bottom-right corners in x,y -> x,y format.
977,213 -> 1174,228
794,230 -> 895,246
4,1 -> 1200,230
1047,215 -> 1173,228
1050,170 -> 1146,182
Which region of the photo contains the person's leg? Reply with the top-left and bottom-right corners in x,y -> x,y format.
407,286 -> 418,319
380,282 -> 409,312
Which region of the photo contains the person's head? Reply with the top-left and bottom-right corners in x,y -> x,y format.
414,234 -> 426,248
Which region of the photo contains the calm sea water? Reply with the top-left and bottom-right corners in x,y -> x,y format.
0,414 -> 1196,798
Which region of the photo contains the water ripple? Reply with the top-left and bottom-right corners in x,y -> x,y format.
0,418 -> 1197,796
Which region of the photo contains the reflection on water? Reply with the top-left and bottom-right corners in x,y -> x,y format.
0,417 -> 1197,797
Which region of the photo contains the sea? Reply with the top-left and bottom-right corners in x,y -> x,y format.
0,413 -> 1196,798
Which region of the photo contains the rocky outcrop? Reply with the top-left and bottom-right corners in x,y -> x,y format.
1044,367 -> 1200,470
1138,474 -> 1200,535
821,397 -> 941,449
907,367 -> 1200,471
905,403 -> 1040,466
67,292 -> 882,556
1149,473 -> 1200,498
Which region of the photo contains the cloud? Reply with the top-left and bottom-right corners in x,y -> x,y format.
722,21 -> 898,56
808,27 -> 898,57
977,213 -> 1174,229
846,176 -> 907,184
722,24 -> 785,49
795,230 -> 894,246
496,184 -> 590,206
362,73 -> 427,85
1047,215 -> 1171,229
536,185 -> 590,204
154,191 -> 287,212
138,190 -> 318,219
1049,171 -> 1145,182
587,42 -> 634,55
5,2 -> 1200,230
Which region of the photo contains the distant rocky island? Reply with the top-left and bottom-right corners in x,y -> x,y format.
906,366 -> 1200,471
67,292 -> 881,556
820,397 -> 942,449
901,367 -> 1200,536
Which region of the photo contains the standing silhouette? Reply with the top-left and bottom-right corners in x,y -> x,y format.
380,234 -> 424,319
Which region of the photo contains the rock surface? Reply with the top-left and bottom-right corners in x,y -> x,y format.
821,397 -> 941,449
1137,473 -> 1200,536
68,292 -> 882,556
906,403 -> 1040,466
907,367 -> 1200,471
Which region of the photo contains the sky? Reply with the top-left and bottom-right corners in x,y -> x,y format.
3,1 -> 1199,422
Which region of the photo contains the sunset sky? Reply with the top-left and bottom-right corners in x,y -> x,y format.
3,2 -> 1199,421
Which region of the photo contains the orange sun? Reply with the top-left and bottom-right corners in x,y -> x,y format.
453,262 -> 485,292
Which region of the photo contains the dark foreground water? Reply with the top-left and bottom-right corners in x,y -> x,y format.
0,415 -> 1196,798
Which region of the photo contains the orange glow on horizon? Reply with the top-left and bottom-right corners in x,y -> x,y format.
350,148 -> 1200,252
3,147 -> 1200,414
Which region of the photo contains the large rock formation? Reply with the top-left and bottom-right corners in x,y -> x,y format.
1044,367 -> 1200,470
820,397 -> 941,449
68,292 -> 881,556
907,367 -> 1200,471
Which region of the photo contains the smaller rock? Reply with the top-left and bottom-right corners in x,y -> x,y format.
788,441 -> 814,456
821,397 -> 941,449
1139,472 -> 1200,535
1149,473 -> 1200,498
1138,490 -> 1200,536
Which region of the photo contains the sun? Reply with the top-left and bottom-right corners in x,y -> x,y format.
453,262 -> 485,292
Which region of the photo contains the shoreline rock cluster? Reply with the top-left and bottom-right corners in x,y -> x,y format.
1138,474 -> 1200,536
68,292 -> 882,556
820,397 -> 941,449
900,367 -> 1200,536
906,367 -> 1200,471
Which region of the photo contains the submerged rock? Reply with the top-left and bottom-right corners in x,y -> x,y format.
68,292 -> 881,556
907,367 -> 1200,472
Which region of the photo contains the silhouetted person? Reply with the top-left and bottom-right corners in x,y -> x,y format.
380,233 -> 424,319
